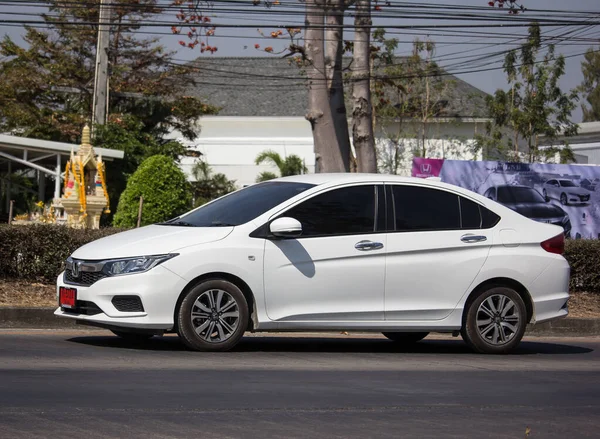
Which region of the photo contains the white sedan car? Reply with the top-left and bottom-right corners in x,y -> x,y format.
542,178 -> 591,205
55,174 -> 570,354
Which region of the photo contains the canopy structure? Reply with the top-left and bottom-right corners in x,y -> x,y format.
0,134 -> 124,217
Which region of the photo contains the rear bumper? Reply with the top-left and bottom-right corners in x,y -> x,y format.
529,256 -> 570,324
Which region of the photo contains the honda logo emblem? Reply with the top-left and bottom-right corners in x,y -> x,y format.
72,262 -> 81,278
420,164 -> 431,173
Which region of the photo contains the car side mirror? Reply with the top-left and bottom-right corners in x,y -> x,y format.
269,217 -> 303,239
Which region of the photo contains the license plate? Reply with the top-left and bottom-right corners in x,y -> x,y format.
59,287 -> 77,309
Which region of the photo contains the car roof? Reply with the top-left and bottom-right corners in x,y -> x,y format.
273,173 -> 485,199
277,173 -> 434,186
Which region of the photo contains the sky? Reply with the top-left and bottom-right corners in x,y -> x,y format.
0,0 -> 599,122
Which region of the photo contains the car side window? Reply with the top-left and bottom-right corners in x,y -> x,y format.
460,197 -> 482,229
391,185 -> 500,232
284,185 -> 377,238
392,185 -> 461,231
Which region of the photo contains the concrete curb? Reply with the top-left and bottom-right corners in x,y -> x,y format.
1,308 -> 599,336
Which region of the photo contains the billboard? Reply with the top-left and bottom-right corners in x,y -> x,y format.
412,158 -> 600,240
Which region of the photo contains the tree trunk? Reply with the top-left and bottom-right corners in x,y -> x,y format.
351,0 -> 377,173
305,0 -> 346,173
325,0 -> 351,172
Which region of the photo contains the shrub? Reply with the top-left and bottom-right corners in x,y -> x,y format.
0,224 -> 124,283
564,239 -> 600,293
113,155 -> 191,228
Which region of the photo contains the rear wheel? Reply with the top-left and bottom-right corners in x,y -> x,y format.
111,330 -> 153,341
382,332 -> 429,344
177,279 -> 249,352
461,286 -> 527,354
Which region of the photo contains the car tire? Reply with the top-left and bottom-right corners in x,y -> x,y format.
111,330 -> 154,341
177,279 -> 249,352
382,332 -> 429,343
461,286 -> 527,354
542,189 -> 549,201
560,193 -> 568,205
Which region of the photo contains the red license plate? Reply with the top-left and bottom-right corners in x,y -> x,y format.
59,287 -> 77,308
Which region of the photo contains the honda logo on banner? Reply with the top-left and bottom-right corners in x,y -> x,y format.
420,164 -> 431,174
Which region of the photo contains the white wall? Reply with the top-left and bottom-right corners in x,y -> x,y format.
169,117 -> 315,187
168,116 -> 486,187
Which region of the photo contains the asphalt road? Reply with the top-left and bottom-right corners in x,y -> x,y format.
0,330 -> 599,439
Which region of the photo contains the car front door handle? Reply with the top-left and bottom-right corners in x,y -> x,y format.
461,234 -> 487,243
355,240 -> 384,251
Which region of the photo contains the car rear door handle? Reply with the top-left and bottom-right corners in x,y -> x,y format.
355,240 -> 384,251
461,234 -> 487,243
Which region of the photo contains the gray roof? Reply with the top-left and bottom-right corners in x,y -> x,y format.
187,57 -> 490,118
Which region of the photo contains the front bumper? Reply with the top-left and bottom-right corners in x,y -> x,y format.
54,265 -> 188,331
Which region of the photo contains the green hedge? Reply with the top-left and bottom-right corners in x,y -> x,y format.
0,225 -> 124,283
565,239 -> 600,293
0,224 -> 599,293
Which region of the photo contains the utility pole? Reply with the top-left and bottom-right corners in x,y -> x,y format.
92,0 -> 111,128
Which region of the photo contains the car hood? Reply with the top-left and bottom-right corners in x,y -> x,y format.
563,187 -> 589,195
71,225 -> 234,260
503,202 -> 566,219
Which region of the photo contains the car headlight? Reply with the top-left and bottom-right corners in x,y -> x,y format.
102,254 -> 178,276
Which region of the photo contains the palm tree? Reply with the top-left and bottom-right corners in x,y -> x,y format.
255,150 -> 308,182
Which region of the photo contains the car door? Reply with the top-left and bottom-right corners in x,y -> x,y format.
262,184 -> 386,322
384,184 -> 496,321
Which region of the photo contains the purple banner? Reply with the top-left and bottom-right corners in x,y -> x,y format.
412,158 -> 600,240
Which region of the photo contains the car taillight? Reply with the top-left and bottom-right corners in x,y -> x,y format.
541,233 -> 564,255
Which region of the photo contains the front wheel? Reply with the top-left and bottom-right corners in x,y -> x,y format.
560,193 -> 568,205
177,279 -> 249,352
543,189 -> 549,201
382,332 -> 429,343
461,286 -> 527,354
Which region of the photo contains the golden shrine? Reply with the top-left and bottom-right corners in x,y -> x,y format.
59,125 -> 110,229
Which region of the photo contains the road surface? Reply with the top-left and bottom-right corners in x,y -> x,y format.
0,330 -> 599,438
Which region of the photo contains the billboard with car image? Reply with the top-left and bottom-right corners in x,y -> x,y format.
412,158 -> 600,239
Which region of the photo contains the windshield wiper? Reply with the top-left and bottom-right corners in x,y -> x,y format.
208,221 -> 237,227
158,220 -> 197,227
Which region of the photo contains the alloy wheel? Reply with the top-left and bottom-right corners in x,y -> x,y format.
476,294 -> 520,346
190,289 -> 240,343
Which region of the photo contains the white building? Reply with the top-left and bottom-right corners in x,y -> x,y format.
170,57 -> 490,187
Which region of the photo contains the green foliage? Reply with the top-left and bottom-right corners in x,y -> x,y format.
93,117 -> 188,218
190,160 -> 236,207
579,46 -> 600,122
255,150 -> 307,182
371,32 -> 456,170
477,22 -> 578,163
113,155 -> 191,227
565,239 -> 600,294
0,225 -> 125,283
256,171 -> 279,182
0,0 -> 217,143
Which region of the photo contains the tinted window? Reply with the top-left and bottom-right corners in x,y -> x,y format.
163,182 -> 315,227
481,206 -> 501,228
559,180 -> 576,187
392,186 -> 461,231
497,186 -> 545,204
284,185 -> 376,237
460,197 -> 482,229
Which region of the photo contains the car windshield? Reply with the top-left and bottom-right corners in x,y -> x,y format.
497,186 -> 545,204
559,180 -> 577,187
160,181 -> 315,227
